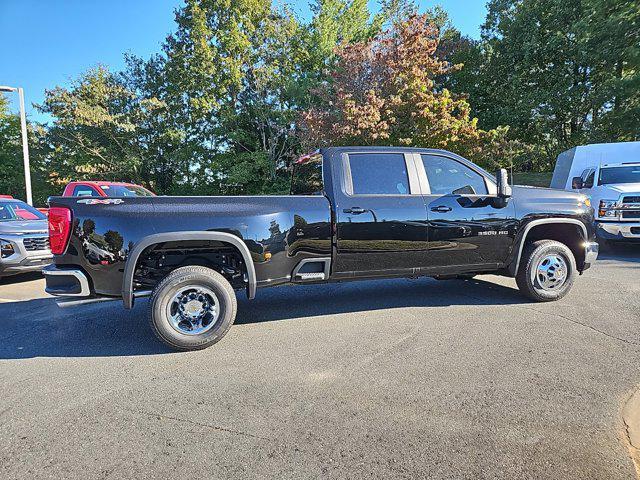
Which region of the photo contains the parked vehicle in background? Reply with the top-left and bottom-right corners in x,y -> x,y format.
62,181 -> 155,198
551,142 -> 640,242
2,195 -> 49,216
44,147 -> 598,351
0,198 -> 52,277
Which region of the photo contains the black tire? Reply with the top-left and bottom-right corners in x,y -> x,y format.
515,240 -> 576,302
148,266 -> 237,351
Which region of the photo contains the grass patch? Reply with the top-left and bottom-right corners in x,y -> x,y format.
512,172 -> 553,188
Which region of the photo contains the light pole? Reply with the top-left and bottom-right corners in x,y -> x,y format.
0,85 -> 33,205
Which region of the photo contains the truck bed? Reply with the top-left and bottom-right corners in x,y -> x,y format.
49,195 -> 332,298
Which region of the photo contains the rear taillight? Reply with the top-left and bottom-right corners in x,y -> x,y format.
48,207 -> 72,255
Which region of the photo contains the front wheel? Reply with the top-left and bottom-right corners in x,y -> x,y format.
148,266 -> 237,351
515,240 -> 576,302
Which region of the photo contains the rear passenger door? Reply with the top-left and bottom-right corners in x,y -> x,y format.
332,151 -> 429,278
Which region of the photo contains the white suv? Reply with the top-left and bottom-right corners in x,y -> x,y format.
572,163 -> 640,242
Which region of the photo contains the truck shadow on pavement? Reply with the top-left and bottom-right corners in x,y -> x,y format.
0,271 -> 45,286
0,276 -> 526,359
0,297 -> 172,359
2,244 -> 637,359
234,276 -> 526,325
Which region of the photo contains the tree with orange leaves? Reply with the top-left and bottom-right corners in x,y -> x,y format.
299,14 -> 511,169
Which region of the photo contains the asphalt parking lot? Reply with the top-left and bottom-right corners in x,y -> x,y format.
1,244 -> 639,479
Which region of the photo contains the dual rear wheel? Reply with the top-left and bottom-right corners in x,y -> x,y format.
148,266 -> 237,351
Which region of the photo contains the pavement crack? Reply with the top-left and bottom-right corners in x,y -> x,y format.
345,329 -> 418,375
515,305 -> 640,347
130,409 -> 317,459
134,409 -> 273,441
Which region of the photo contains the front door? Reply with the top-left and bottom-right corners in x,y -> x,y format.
419,154 -> 517,271
333,151 -> 429,278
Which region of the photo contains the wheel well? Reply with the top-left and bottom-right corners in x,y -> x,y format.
132,240 -> 248,293
521,223 -> 586,268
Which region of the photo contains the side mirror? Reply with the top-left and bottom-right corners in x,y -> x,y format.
571,176 -> 583,189
496,168 -> 512,198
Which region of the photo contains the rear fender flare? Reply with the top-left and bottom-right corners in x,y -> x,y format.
122,231 -> 256,309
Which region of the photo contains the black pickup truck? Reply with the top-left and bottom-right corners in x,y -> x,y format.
44,147 -> 599,350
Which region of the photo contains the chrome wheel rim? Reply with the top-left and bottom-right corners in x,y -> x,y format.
166,285 -> 220,335
532,254 -> 568,291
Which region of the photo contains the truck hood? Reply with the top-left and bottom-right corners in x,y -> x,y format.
0,219 -> 48,235
512,185 -> 586,202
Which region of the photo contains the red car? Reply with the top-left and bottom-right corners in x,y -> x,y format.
62,181 -> 155,198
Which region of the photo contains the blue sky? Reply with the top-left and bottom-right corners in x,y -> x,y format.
0,0 -> 487,122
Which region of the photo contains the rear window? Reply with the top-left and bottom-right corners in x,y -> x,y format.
72,185 -> 100,197
348,153 -> 409,195
291,154 -> 324,195
101,185 -> 155,197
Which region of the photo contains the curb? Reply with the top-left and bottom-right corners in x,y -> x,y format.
623,385 -> 640,478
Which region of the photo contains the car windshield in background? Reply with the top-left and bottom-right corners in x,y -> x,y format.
101,185 -> 155,197
0,201 -> 47,222
598,165 -> 640,185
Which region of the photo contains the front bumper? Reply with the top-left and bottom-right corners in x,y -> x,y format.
0,234 -> 52,276
43,265 -> 91,296
584,241 -> 599,268
596,221 -> 640,242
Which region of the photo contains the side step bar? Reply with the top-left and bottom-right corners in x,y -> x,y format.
56,290 -> 152,308
296,272 -> 326,281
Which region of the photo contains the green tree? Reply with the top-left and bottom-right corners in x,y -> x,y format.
308,0 -> 376,64
469,0 -> 639,168
36,67 -> 146,186
0,95 -> 52,204
577,0 -> 640,141
137,0 -> 310,194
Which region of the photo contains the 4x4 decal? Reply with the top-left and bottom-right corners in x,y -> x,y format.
77,198 -> 124,205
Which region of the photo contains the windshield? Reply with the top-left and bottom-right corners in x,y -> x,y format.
0,201 -> 46,222
100,185 -> 155,197
598,165 -> 640,185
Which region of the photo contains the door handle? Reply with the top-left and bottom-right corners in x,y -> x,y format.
343,207 -> 366,215
430,205 -> 452,213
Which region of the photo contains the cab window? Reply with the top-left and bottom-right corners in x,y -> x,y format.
72,185 -> 100,197
347,153 -> 410,195
421,155 -> 488,195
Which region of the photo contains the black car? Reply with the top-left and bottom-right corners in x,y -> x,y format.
43,147 -> 598,350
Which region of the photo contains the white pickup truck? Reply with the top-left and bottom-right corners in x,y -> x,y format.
551,142 -> 640,243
